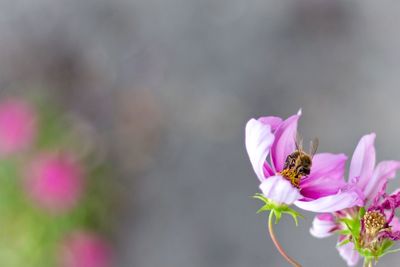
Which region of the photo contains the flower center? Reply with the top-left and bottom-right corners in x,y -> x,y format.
363,211 -> 386,236
280,169 -> 300,189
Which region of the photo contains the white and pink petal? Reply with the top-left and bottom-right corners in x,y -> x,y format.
258,116 -> 283,132
310,213 -> 338,238
337,237 -> 360,266
363,160 -> 400,202
245,119 -> 275,181
259,175 -> 301,205
349,133 -> 376,191
294,188 -> 362,213
270,114 -> 300,172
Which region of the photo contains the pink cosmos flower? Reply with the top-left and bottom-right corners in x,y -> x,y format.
336,189 -> 400,266
365,188 -> 400,240
309,134 -> 400,266
245,111 -> 362,212
0,98 -> 36,155
24,153 -> 84,213
58,231 -> 112,267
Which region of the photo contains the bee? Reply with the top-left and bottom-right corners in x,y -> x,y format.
283,134 -> 319,180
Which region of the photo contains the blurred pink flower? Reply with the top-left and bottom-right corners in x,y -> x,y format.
24,153 -> 84,213
59,232 -> 112,267
0,98 -> 36,155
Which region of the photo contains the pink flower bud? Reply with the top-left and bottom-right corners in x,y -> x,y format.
24,153 -> 84,213
310,213 -> 338,238
0,99 -> 36,155
58,232 -> 112,267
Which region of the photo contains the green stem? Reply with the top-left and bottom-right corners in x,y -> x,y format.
363,259 -> 372,267
268,211 -> 302,267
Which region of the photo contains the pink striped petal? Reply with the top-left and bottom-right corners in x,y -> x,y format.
270,114 -> 300,172
263,162 -> 274,177
245,119 -> 275,181
300,153 -> 347,199
259,175 -> 301,205
337,237 -> 359,266
295,189 -> 362,212
310,214 -> 338,238
363,160 -> 400,202
349,134 -> 376,191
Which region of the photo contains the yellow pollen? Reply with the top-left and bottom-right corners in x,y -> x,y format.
363,211 -> 386,236
280,169 -> 300,188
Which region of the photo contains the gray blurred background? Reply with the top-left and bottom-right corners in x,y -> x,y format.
2,0 -> 400,266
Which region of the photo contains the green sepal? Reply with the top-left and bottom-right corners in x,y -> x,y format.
253,193 -> 304,226
381,247 -> 400,257
339,216 -> 361,244
338,229 -> 351,236
358,248 -> 374,258
378,239 -> 394,256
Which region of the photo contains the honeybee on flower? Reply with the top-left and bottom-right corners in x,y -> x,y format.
246,110 -> 363,267
281,134 -> 318,188
245,110 -> 362,211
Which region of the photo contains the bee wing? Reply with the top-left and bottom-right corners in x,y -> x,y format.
309,138 -> 319,158
295,132 -> 303,151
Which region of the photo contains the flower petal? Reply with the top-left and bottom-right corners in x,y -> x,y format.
390,216 -> 400,232
295,188 -> 362,212
258,116 -> 283,132
259,175 -> 301,205
300,153 -> 347,199
270,114 -> 300,172
263,162 -> 274,177
337,237 -> 360,266
349,133 -> 376,190
245,119 -> 275,181
363,160 -> 400,202
310,214 -> 338,238
307,153 -> 347,180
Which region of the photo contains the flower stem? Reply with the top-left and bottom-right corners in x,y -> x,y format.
363,260 -> 372,267
268,211 -> 302,267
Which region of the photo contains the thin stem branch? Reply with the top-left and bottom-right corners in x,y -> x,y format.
268,211 -> 302,267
